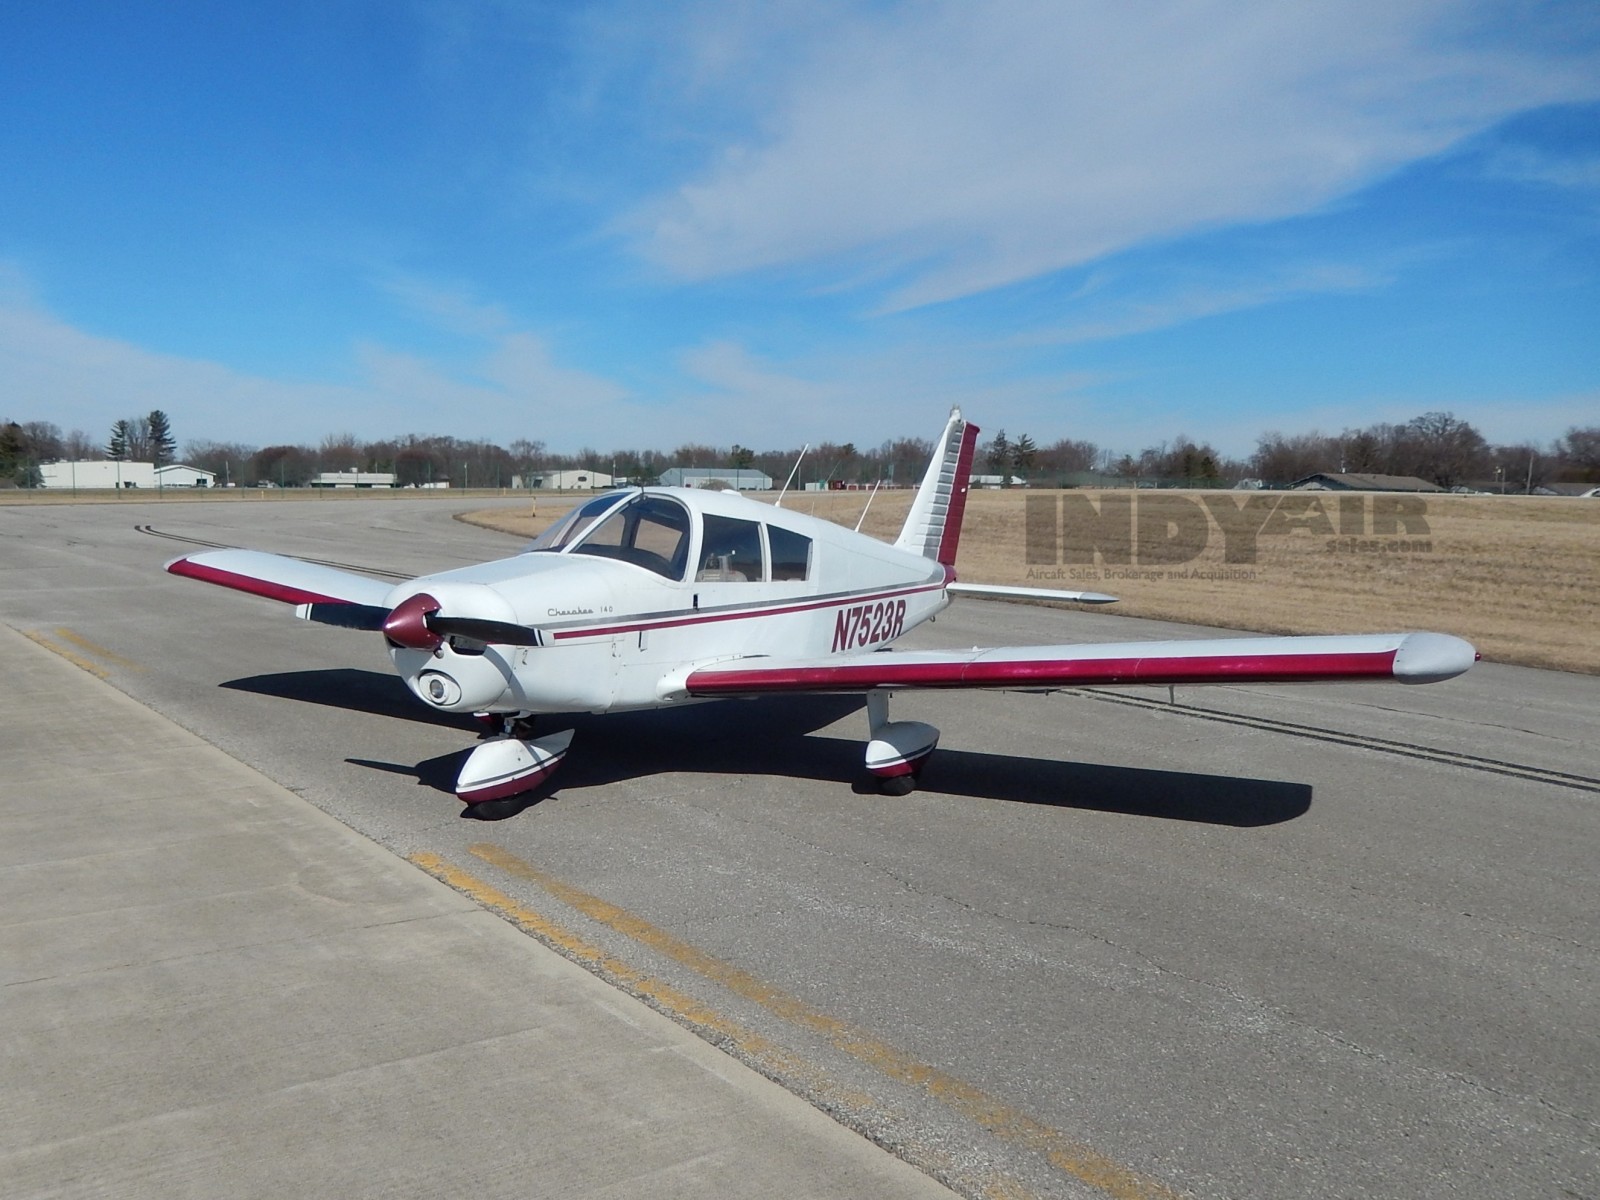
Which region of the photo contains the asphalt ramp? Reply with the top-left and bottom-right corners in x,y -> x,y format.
0,624 -> 954,1199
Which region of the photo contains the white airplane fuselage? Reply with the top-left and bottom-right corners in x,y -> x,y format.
385,486 -> 951,717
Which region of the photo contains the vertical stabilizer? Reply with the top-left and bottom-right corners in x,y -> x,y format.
893,409 -> 979,566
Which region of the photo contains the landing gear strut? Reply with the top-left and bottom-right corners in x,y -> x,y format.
863,691 -> 938,795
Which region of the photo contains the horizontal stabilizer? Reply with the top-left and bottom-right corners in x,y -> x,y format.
684,632 -> 1476,695
947,582 -> 1118,605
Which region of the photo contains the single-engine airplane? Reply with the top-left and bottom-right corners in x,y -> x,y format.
167,410 -> 1476,810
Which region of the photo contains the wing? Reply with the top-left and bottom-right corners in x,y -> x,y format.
166,549 -> 396,630
683,632 -> 1476,695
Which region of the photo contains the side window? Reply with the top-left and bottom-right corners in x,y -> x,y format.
767,525 -> 812,582
698,515 -> 765,582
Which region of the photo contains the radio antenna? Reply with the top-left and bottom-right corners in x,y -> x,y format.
775,444 -> 809,508
854,478 -> 883,532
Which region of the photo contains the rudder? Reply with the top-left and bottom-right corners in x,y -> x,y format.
893,409 -> 979,566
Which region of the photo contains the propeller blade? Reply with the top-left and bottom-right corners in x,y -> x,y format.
426,614 -> 546,647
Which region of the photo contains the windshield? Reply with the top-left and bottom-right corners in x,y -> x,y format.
570,494 -> 692,580
525,491 -> 634,553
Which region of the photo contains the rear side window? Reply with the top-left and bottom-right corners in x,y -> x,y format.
698,515 -> 765,581
767,525 -> 811,581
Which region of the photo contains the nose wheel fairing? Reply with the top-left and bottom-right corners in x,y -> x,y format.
455,727 -> 574,804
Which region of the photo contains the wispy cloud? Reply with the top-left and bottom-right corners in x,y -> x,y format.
1029,261 -> 1393,346
628,1 -> 1600,308
383,276 -> 516,339
1483,146 -> 1600,191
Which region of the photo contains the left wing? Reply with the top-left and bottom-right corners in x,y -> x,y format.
683,632 -> 1476,695
166,549 -> 396,630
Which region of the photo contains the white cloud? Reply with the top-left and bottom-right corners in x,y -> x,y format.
630,0 -> 1600,308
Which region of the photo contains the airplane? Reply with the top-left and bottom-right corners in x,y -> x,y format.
166,410 -> 1477,812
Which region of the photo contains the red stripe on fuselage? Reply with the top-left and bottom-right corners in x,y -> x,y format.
546,578 -> 948,642
686,649 -> 1400,694
166,557 -> 349,606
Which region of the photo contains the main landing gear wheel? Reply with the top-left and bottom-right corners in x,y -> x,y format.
878,773 -> 918,797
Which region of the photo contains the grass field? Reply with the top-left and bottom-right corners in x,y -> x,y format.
461,488 -> 1600,674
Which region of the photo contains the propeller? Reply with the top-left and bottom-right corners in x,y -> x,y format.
379,592 -> 547,650
426,615 -> 546,647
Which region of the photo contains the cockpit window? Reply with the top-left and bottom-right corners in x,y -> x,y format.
570,494 -> 691,580
698,514 -> 765,582
525,491 -> 632,553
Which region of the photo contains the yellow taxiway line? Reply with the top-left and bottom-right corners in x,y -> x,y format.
51,627 -> 145,672
21,627 -> 144,677
23,629 -> 108,678
414,845 -> 1183,1200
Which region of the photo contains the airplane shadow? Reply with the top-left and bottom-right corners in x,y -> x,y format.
221,668 -> 481,731
223,667 -> 1309,826
510,701 -> 1309,827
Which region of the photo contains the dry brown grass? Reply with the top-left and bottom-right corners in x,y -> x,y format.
462,488 -> 1600,673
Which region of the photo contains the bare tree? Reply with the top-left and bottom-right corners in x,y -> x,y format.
1558,426 -> 1600,481
63,429 -> 99,459
1402,411 -> 1488,489
20,422 -> 63,461
319,432 -> 362,473
1037,437 -> 1099,476
1252,430 -> 1337,483
183,440 -> 257,485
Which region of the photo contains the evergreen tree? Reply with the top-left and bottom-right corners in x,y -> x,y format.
147,410 -> 176,466
0,423 -> 41,488
986,430 -> 1011,479
107,420 -> 131,461
1010,433 -> 1037,484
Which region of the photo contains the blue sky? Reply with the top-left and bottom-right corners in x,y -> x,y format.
2,1 -> 1597,458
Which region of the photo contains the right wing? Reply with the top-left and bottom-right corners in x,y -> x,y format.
682,632 -> 1476,695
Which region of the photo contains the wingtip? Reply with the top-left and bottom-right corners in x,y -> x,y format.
1392,633 -> 1477,683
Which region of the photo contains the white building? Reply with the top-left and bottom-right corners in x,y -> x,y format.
38,461 -> 219,489
154,464 -> 217,488
311,471 -> 397,488
657,467 -> 773,490
39,461 -> 157,489
528,469 -> 614,491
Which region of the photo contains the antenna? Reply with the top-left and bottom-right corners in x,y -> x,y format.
775,443 -> 809,508
853,478 -> 882,532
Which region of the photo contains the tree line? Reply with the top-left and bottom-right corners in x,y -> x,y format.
2,410 -> 1597,490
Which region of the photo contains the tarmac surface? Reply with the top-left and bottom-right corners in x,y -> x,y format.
1,619 -> 958,1199
2,494 -> 1597,1200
